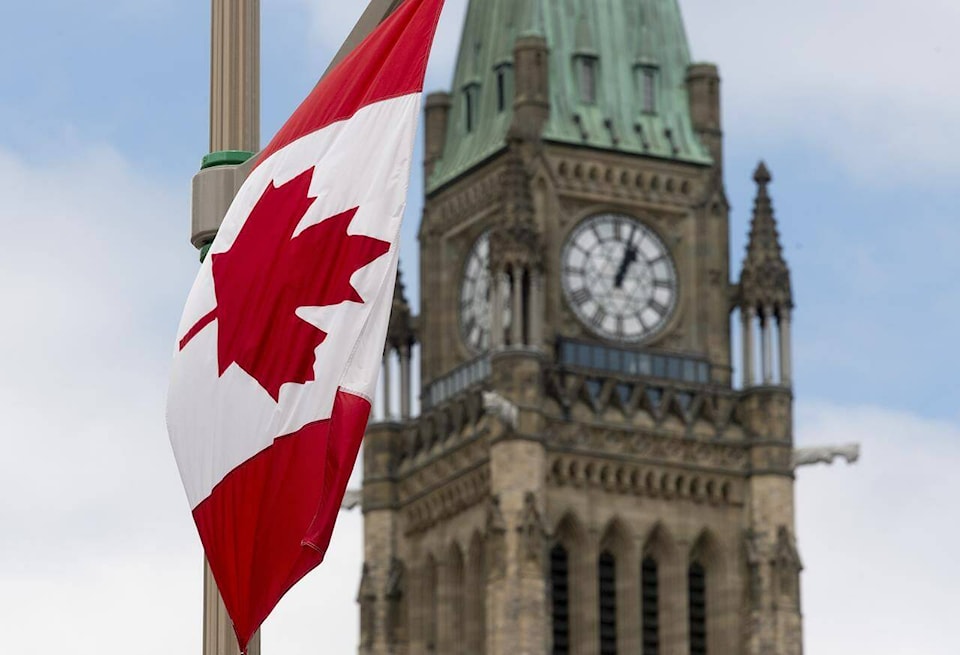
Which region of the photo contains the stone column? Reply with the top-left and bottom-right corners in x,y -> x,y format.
511,269 -> 524,346
778,308 -> 793,387
209,0 -> 260,154
574,535 -> 599,655
761,306 -> 774,385
399,343 -> 412,419
660,543 -> 689,655
528,271 -> 544,348
382,350 -> 393,421
619,546 -> 642,655
491,269 -> 505,350
741,306 -> 755,388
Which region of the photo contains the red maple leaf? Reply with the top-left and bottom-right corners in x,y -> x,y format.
180,167 -> 390,401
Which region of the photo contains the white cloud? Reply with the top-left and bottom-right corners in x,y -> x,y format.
683,0 -> 960,184
0,145 -> 202,654
796,403 -> 960,654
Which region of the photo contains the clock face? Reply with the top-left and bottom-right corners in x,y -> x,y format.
561,213 -> 677,342
459,232 -> 510,353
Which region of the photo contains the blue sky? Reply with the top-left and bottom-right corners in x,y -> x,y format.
0,1 -> 957,654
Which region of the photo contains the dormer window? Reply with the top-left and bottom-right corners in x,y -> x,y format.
575,55 -> 599,105
463,82 -> 480,132
494,63 -> 513,113
636,64 -> 659,114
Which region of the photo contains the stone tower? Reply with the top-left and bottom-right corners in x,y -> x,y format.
360,1 -> 802,654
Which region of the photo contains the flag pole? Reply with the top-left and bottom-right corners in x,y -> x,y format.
191,1 -> 405,653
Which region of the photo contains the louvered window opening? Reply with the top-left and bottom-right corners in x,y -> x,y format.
550,544 -> 571,655
599,551 -> 617,655
577,57 -> 598,105
495,64 -> 512,113
464,84 -> 479,133
642,557 -> 659,655
688,562 -> 707,655
642,67 -> 658,114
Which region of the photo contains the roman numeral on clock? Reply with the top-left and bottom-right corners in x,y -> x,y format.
571,288 -> 591,305
649,300 -> 669,317
590,307 -> 607,328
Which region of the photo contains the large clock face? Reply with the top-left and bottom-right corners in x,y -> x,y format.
459,231 -> 510,353
561,213 -> 677,342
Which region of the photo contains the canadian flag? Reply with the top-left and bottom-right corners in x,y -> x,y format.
166,0 -> 445,651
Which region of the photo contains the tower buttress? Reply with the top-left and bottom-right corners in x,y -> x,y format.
738,163 -> 802,655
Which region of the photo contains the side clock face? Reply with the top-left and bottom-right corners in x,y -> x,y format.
459,232 -> 510,353
561,213 -> 678,342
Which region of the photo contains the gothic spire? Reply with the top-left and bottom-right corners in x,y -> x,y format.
739,162 -> 792,311
387,266 -> 415,348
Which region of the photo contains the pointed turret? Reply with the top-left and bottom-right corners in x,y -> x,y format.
387,267 -> 415,351
738,162 -> 794,388
740,162 -> 792,311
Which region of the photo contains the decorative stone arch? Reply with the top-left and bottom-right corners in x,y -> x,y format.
642,521 -> 676,562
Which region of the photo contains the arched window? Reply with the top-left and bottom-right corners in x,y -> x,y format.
575,55 -> 599,105
642,557 -> 659,655
550,544 -> 570,655
688,562 -> 706,655
598,550 -> 617,655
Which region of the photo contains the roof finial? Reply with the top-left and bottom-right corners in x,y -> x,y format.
754,160 -> 772,187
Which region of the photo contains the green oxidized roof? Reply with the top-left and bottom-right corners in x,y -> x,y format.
427,0 -> 712,193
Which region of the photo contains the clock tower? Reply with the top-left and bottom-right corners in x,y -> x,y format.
360,1 -> 802,654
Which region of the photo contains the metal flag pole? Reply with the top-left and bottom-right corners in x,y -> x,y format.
191,1 -> 405,653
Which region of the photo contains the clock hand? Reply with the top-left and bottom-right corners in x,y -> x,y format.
614,244 -> 638,288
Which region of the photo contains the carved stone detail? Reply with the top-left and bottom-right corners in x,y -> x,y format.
485,495 -> 508,579
793,444 -> 860,468
548,454 -> 741,506
548,420 -> 748,472
518,492 -> 546,567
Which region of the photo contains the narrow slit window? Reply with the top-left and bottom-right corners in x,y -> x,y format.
688,562 -> 707,655
599,551 -> 617,655
550,544 -> 571,655
642,557 -> 659,655
464,84 -> 480,132
495,64 -> 512,113
637,65 -> 659,114
577,57 -> 599,105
